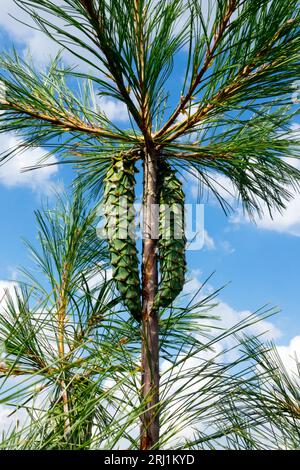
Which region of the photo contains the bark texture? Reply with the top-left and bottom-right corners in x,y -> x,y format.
140,148 -> 160,450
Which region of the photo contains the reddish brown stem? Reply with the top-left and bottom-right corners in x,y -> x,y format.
140,147 -> 160,450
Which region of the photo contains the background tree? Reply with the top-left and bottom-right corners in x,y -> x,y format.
0,190 -> 137,449
1,0 -> 300,449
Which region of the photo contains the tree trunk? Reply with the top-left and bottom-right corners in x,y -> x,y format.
140,147 -> 160,450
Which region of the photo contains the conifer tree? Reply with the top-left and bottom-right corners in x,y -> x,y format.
1,0 -> 300,448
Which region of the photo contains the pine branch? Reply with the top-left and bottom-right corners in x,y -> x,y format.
1,98 -> 128,141
155,0 -> 239,139
0,51 -> 142,158
159,17 -> 297,143
0,364 -> 43,377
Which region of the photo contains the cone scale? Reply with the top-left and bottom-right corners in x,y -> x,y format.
103,154 -> 142,322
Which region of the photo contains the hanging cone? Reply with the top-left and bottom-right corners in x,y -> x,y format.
103,153 -> 141,322
154,161 -> 186,310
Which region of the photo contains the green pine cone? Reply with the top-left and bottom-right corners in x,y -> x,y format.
103,154 -> 141,322
154,161 -> 186,310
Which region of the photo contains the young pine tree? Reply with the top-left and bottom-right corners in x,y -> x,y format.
1,0 -> 300,449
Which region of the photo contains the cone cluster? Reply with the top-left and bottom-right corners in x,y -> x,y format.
154,162 -> 186,310
103,154 -> 141,322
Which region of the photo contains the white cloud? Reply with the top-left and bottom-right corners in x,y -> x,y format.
0,0 -> 101,70
0,0 -> 61,65
277,336 -> 300,377
0,280 -> 19,361
183,270 -> 282,343
257,199 -> 300,236
0,1 -> 33,39
183,268 -> 204,295
0,134 -> 58,193
0,80 -> 6,118
160,265 -> 283,447
162,267 -> 285,446
0,280 -> 20,360
0,404 -> 27,435
187,168 -> 237,205
98,97 -> 129,123
0,269 -> 295,447
0,280 -> 18,313
216,301 -> 281,342
203,230 -> 215,250
160,344 -> 223,445
220,240 -> 235,254
0,81 -> 5,100
0,4 -> 129,136
87,265 -> 113,290
230,194 -> 300,237
0,10 -> 60,194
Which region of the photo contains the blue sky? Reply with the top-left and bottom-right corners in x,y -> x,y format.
0,0 -> 299,363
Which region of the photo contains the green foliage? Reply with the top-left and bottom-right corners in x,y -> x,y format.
103,154 -> 142,321
0,1 -> 299,220
14,0 -> 189,125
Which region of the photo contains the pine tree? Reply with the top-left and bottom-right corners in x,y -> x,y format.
1,0 -> 300,449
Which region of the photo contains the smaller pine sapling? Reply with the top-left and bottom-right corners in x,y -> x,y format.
0,189 -> 142,449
